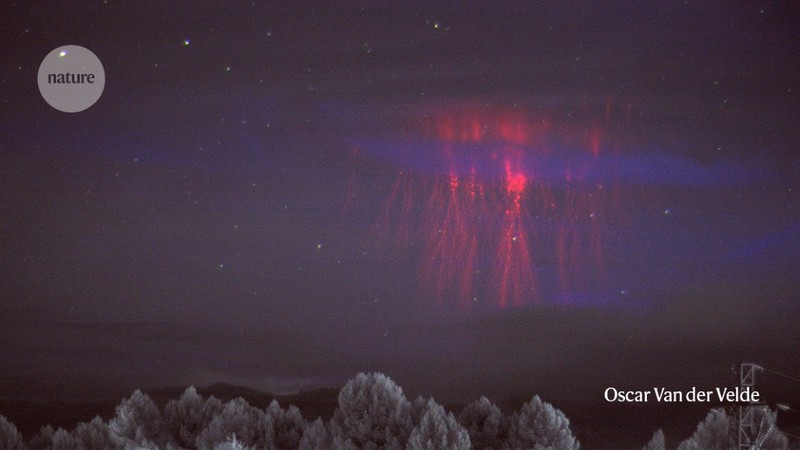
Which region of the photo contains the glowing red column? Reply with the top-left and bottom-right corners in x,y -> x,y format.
493,157 -> 537,308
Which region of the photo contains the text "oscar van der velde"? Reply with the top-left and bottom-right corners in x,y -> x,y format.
605,386 -> 760,403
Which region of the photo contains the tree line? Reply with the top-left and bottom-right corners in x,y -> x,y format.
0,372 -> 790,449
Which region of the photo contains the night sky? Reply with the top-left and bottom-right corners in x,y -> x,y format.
2,0 -> 800,414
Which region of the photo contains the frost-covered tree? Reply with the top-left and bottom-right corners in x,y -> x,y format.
330,373 -> 414,450
406,398 -> 471,450
196,397 -> 272,450
506,395 -> 579,450
642,428 -> 665,450
266,400 -> 306,450
164,386 -> 224,448
458,396 -> 507,450
0,415 -> 25,450
109,390 -> 165,449
299,418 -> 330,450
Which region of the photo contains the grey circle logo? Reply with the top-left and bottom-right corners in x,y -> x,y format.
38,45 -> 105,113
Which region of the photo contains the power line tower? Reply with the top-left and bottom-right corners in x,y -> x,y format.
737,363 -> 761,449
735,363 -> 777,449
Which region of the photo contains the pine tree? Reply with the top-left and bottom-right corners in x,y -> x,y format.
642,429 -> 665,450
299,418 -> 330,450
195,397 -> 272,450
71,416 -> 114,449
27,425 -> 55,450
506,395 -> 579,450
266,400 -> 306,450
109,390 -> 165,449
0,415 -> 25,450
676,408 -> 731,450
164,386 -> 224,448
50,428 -> 76,450
411,397 -> 429,426
407,398 -> 471,450
212,433 -> 255,450
458,396 -> 507,450
330,373 -> 413,449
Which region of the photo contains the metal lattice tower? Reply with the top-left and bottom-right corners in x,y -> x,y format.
737,363 -> 768,450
